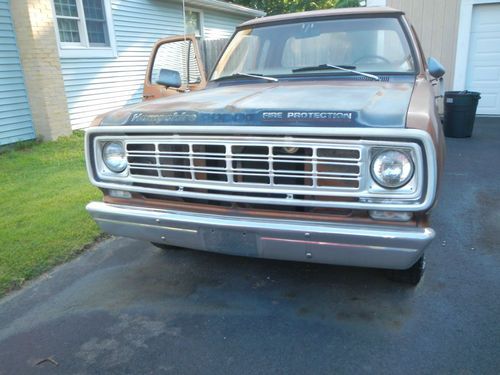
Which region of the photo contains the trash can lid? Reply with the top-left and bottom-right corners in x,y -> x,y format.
445,90 -> 481,97
445,90 -> 481,96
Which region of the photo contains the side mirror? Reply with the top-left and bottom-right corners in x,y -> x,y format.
157,68 -> 182,88
427,57 -> 445,79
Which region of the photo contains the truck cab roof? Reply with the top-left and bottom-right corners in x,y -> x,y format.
239,7 -> 404,29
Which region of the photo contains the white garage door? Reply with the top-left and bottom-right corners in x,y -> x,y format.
466,3 -> 500,115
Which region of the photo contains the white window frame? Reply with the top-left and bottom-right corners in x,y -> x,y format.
184,8 -> 204,39
52,0 -> 117,58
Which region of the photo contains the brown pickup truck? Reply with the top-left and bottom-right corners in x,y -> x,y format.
85,7 -> 446,285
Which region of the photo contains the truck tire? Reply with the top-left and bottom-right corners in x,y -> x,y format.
151,242 -> 184,251
386,255 -> 425,285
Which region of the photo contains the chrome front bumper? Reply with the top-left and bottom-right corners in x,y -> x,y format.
87,201 -> 435,270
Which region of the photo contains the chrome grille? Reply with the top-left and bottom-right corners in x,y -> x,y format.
89,127 -> 434,211
124,137 -> 363,193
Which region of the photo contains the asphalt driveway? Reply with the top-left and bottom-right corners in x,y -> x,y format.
0,118 -> 499,375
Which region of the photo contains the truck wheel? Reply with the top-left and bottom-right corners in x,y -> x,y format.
386,256 -> 425,285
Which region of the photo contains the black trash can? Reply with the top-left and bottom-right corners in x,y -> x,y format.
443,91 -> 481,138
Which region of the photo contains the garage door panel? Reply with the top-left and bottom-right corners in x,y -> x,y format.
469,67 -> 500,82
470,9 -> 500,32
474,37 -> 500,53
470,93 -> 497,111
466,3 -> 500,115
468,54 -> 500,65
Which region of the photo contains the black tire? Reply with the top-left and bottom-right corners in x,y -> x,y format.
386,256 -> 425,285
151,242 -> 185,251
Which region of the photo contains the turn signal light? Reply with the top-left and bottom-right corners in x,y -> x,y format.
369,210 -> 413,222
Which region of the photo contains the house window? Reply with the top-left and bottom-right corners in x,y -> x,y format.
53,0 -> 115,57
185,9 -> 203,38
54,0 -> 81,43
82,0 -> 109,45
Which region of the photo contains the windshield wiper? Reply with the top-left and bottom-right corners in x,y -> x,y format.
212,72 -> 279,82
292,64 -> 380,81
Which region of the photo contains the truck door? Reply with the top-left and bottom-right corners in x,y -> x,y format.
143,35 -> 207,101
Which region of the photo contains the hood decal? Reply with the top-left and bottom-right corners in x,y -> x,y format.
262,111 -> 353,122
127,110 -> 356,126
129,111 -> 199,125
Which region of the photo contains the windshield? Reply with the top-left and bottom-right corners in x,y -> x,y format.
212,17 -> 415,80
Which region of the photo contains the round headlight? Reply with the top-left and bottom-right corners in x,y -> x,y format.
102,142 -> 127,173
371,149 -> 414,189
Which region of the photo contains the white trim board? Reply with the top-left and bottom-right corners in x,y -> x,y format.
453,0 -> 500,90
185,0 -> 265,17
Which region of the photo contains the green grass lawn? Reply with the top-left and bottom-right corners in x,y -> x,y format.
0,132 -> 102,296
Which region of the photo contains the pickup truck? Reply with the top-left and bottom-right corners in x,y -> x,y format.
85,7 -> 446,285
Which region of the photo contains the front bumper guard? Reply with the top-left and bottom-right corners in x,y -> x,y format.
87,201 -> 435,270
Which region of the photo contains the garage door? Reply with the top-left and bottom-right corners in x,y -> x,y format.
466,3 -> 500,115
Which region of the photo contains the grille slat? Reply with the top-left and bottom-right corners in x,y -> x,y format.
127,166 -> 360,181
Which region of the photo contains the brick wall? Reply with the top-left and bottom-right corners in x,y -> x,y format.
10,0 -> 71,140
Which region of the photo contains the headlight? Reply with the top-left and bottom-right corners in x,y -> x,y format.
102,141 -> 127,173
371,149 -> 414,189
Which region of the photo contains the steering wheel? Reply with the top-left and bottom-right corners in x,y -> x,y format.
353,55 -> 391,65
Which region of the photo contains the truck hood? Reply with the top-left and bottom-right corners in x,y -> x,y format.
102,76 -> 416,128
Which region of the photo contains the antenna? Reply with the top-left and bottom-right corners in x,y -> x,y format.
182,0 -> 187,39
182,0 -> 187,86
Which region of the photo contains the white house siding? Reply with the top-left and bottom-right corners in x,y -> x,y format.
0,0 -> 35,146
203,11 -> 248,39
59,0 -> 252,129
